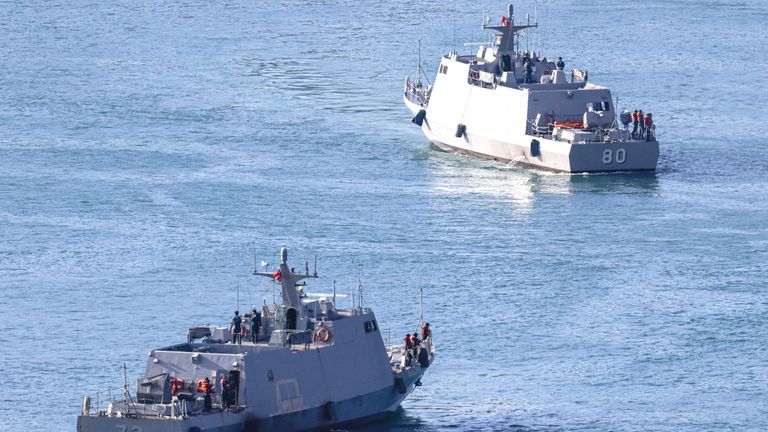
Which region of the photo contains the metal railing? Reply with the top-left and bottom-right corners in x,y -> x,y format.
527,119 -> 658,144
82,386 -> 240,420
404,76 -> 431,106
82,385 -> 129,416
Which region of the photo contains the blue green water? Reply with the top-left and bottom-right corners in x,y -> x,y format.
1,0 -> 767,430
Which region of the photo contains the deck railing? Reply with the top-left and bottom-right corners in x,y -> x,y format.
404,76 -> 431,106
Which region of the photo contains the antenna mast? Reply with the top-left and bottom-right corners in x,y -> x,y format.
419,287 -> 424,327
123,363 -> 139,418
417,40 -> 421,84
452,0 -> 456,54
357,280 -> 364,310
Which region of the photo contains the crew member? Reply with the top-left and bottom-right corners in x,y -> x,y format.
637,110 -> 646,139
631,110 -> 639,138
220,375 -> 231,409
404,350 -> 413,367
410,332 -> 421,356
523,59 -> 533,84
403,333 -> 413,351
197,377 -> 213,411
644,113 -> 654,141
556,57 -> 565,70
230,310 -> 242,344
171,378 -> 184,396
421,323 -> 431,339
250,308 -> 261,343
411,332 -> 420,346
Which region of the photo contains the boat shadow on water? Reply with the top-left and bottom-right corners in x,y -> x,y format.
565,171 -> 659,194
340,407 -> 562,432
423,148 -> 659,207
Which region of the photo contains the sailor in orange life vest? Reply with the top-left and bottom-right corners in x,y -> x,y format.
196,377 -> 213,411
170,378 -> 184,396
403,334 -> 413,350
631,110 -> 639,138
637,110 -> 646,139
409,333 -> 421,357
403,334 -> 414,366
220,376 -> 231,409
644,113 -> 654,141
421,323 -> 431,339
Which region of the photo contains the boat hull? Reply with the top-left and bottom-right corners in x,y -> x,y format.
77,368 -> 425,432
405,95 -> 658,173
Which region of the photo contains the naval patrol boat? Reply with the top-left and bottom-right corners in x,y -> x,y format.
77,248 -> 434,432
404,4 -> 660,173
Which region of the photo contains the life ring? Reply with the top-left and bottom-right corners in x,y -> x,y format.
313,327 -> 332,343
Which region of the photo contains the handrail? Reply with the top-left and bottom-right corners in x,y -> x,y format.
82,385 -> 129,416
404,77 -> 431,106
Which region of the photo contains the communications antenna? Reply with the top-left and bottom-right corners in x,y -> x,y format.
124,363 -> 139,418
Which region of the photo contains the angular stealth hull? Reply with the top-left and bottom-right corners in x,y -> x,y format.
404,5 -> 660,174
77,367 -> 424,432
405,87 -> 658,174
77,248 -> 435,432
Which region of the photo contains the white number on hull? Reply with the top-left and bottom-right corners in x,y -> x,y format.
602,149 -> 626,164
616,148 -> 626,163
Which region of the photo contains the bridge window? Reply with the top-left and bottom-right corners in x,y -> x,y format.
589,101 -> 611,112
364,320 -> 378,333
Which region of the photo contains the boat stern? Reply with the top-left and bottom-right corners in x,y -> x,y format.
568,139 -> 659,173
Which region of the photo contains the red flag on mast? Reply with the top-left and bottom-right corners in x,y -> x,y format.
501,16 -> 510,26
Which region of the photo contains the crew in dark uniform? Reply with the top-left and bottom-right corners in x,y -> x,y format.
556,57 -> 565,70
230,310 -> 242,344
523,59 -> 533,84
638,110 -> 646,139
250,308 -> 261,343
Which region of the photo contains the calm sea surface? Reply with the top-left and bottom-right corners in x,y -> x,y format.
1,0 -> 767,431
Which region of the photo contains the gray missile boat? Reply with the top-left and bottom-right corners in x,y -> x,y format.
77,248 -> 435,432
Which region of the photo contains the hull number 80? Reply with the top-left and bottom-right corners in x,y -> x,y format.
602,148 -> 626,164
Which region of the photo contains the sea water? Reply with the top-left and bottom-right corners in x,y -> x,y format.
1,0 -> 767,430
